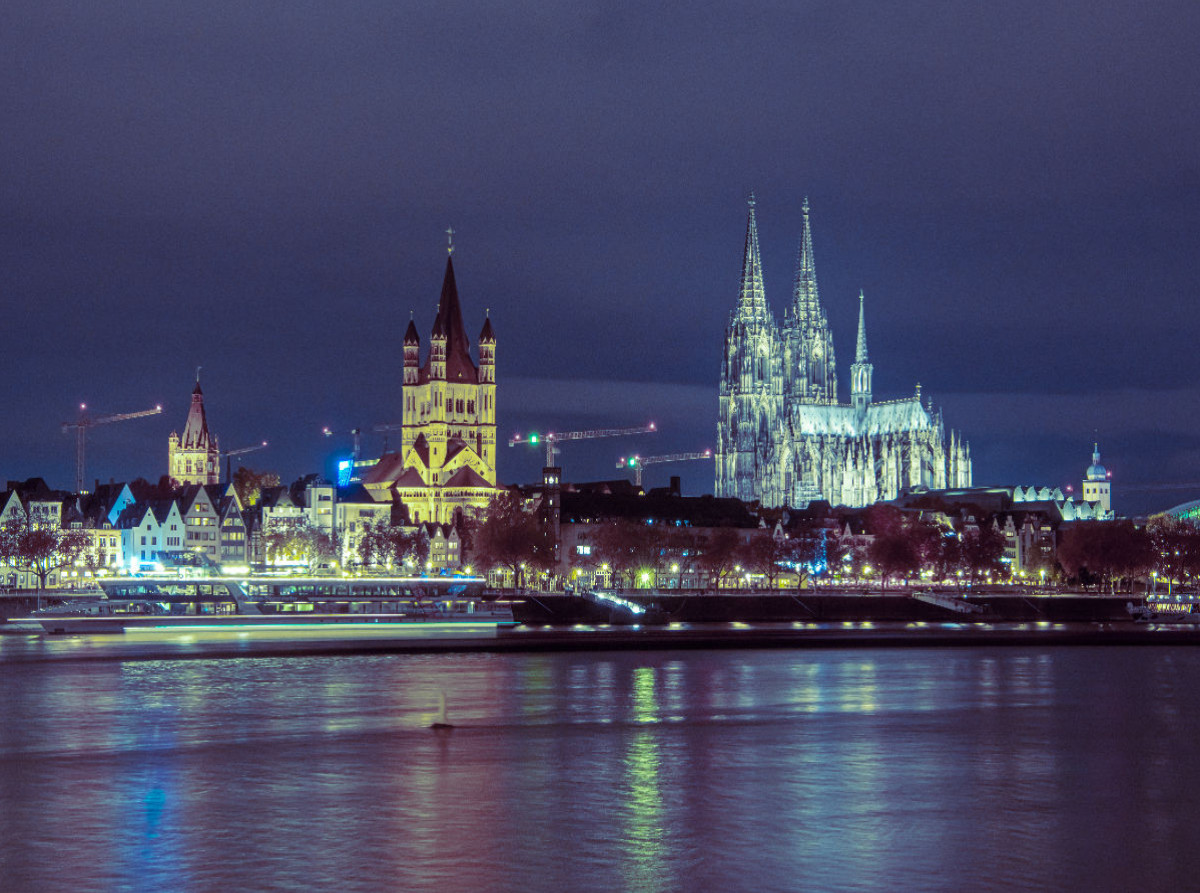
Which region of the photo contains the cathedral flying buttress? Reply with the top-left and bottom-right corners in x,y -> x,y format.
716,196 -> 972,508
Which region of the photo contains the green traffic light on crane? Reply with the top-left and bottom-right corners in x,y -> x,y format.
529,433 -> 539,445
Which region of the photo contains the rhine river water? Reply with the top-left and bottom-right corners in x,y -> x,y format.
2,638 -> 1199,892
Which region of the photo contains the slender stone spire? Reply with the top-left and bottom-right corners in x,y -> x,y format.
792,197 -> 820,319
851,291 -> 873,412
181,379 -> 212,449
735,193 -> 769,318
855,290 -> 869,363
427,253 -> 477,382
784,197 -> 837,405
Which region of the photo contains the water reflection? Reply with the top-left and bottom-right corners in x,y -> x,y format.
621,667 -> 667,892
3,646 -> 1200,891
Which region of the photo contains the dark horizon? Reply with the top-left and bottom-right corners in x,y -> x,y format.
3,2 -> 1198,516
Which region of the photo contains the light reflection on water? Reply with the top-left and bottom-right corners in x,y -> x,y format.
2,646 -> 1200,891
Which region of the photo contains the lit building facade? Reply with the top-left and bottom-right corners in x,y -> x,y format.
1082,443 -> 1112,514
168,380 -> 220,486
367,245 -> 498,525
716,196 -> 972,507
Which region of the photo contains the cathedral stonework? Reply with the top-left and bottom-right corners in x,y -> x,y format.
716,196 -> 972,508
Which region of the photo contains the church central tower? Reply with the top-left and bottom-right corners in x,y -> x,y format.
381,234 -> 498,526
168,376 -> 219,486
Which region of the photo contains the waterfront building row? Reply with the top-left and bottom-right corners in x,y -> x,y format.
0,475 -> 462,589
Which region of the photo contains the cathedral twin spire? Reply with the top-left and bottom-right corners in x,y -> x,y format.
791,198 -> 822,321
718,196 -> 972,506
733,194 -> 875,407
735,193 -> 770,321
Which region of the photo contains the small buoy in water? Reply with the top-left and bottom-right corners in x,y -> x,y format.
430,690 -> 453,733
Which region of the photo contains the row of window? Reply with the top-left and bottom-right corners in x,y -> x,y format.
410,391 -> 492,417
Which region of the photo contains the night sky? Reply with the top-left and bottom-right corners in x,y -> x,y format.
3,1 -> 1198,515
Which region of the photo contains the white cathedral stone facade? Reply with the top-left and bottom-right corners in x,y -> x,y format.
716,196 -> 972,508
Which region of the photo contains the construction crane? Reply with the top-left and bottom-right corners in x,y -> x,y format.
222,441 -> 269,483
62,403 -> 163,493
322,426 -> 364,462
617,449 -> 713,487
509,422 -> 657,466
372,421 -> 405,454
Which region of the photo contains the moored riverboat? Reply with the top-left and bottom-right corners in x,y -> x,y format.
13,575 -> 516,634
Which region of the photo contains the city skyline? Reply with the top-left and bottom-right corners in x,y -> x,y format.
3,2 -> 1198,515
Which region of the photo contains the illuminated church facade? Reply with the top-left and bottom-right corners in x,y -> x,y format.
168,379 -> 220,487
716,197 -> 972,508
365,243 -> 498,525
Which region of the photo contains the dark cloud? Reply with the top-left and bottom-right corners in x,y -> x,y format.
2,1 -> 1198,515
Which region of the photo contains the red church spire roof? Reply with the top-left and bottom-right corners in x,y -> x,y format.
428,254 -> 477,382
180,380 -> 213,449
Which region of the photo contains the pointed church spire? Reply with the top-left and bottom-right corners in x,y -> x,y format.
855,291 -> 869,363
736,192 -> 769,318
181,378 -> 212,449
851,291 -> 873,412
783,197 -> 837,405
792,196 -> 821,318
426,252 -> 477,382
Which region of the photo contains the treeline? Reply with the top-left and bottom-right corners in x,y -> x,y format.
1058,517 -> 1200,592
466,495 -> 1200,592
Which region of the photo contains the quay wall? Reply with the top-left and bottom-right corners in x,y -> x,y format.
512,591 -> 1141,625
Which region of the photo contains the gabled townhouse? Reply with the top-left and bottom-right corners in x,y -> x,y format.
251,486 -> 304,569
0,482 -> 74,588
0,490 -> 24,527
117,499 -> 185,570
155,499 -> 187,555
425,523 -> 462,573
212,488 -> 248,566
81,482 -> 137,527
61,500 -> 122,579
117,503 -> 162,569
177,484 -> 220,562
9,479 -> 65,531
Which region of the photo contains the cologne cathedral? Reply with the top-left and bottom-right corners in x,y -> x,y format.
716,196 -> 972,508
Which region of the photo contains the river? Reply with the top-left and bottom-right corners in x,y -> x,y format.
1,640 -> 1197,891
